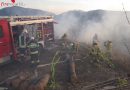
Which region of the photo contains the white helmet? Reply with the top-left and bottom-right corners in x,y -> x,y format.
23,29 -> 28,33
31,37 -> 35,40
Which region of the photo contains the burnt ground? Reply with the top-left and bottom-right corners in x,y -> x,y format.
0,40 -> 130,90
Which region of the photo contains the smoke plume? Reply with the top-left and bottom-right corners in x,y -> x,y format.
54,10 -> 130,55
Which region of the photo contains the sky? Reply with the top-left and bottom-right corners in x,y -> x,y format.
0,0 -> 130,14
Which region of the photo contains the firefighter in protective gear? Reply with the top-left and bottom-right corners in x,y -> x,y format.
90,42 -> 101,65
91,42 -> 101,56
93,34 -> 99,46
104,40 -> 114,68
19,29 -> 28,61
70,43 -> 75,52
61,33 -> 67,48
75,41 -> 80,54
28,37 -> 40,65
104,40 -> 112,58
91,34 -> 100,57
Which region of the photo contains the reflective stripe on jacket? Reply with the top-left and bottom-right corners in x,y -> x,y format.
30,51 -> 38,54
28,42 -> 39,54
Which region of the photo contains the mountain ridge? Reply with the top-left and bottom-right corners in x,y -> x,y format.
0,6 -> 55,16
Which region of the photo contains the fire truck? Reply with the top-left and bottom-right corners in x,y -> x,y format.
0,16 -> 54,63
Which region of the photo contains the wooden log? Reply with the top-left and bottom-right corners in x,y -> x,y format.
28,74 -> 50,90
19,79 -> 33,90
10,72 -> 30,89
69,55 -> 79,84
36,74 -> 50,90
27,77 -> 41,90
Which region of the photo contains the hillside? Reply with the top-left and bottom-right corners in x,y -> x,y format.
0,6 -> 55,16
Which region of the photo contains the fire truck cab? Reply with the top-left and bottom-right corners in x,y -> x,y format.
0,16 -> 54,63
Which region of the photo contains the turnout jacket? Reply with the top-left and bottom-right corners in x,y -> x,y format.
28,41 -> 39,54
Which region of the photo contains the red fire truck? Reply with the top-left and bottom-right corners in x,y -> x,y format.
0,16 -> 54,63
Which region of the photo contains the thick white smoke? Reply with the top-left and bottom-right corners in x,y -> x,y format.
54,12 -> 79,39
54,10 -> 130,55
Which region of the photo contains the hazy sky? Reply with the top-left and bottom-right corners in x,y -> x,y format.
1,0 -> 130,14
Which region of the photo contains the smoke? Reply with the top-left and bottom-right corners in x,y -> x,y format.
54,10 -> 130,55
54,11 -> 80,39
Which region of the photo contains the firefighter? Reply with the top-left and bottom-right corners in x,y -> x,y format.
28,37 -> 40,65
92,42 -> 101,56
61,33 -> 67,48
91,34 -> 101,58
19,29 -> 28,61
93,34 -> 99,46
68,42 -> 76,56
90,42 -> 101,65
104,40 -> 112,58
104,40 -> 115,68
75,41 -> 80,54
70,42 -> 75,51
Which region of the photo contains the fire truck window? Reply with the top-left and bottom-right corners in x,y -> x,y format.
0,26 -> 4,38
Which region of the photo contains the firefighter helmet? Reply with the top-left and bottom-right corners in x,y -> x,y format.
31,37 -> 35,40
23,29 -> 28,33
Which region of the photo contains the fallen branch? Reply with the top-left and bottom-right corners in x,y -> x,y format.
69,55 -> 79,84
36,74 -> 50,90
